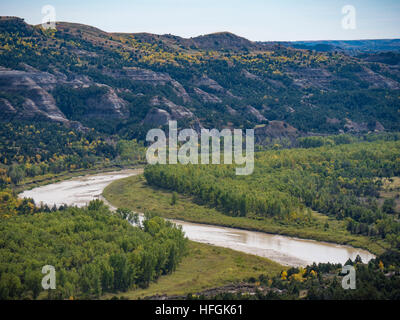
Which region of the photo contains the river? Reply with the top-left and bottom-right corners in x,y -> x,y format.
20,169 -> 375,267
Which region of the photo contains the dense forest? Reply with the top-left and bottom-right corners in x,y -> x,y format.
0,120 -> 146,185
0,197 -> 187,299
144,135 -> 400,247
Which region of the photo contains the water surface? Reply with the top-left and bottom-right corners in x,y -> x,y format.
19,169 -> 375,267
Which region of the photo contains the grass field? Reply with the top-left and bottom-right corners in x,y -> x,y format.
103,174 -> 388,255
102,241 -> 283,299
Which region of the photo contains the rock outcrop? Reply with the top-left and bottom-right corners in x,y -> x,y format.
246,105 -> 267,122
288,68 -> 336,90
149,96 -> 193,119
344,118 -> 368,133
107,67 -> 192,103
254,121 -> 300,144
0,66 -> 130,123
86,85 -> 129,119
143,107 -> 171,127
193,87 -> 222,103
356,67 -> 400,89
0,67 -> 68,122
241,69 -> 261,81
0,98 -> 16,115
194,75 -> 225,92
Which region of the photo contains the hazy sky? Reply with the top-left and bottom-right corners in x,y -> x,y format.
1,0 -> 399,41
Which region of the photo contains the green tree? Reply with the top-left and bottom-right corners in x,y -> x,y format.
171,192 -> 178,206
382,198 -> 396,214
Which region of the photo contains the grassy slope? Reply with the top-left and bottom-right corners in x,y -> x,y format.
102,241 -> 283,299
103,174 -> 388,255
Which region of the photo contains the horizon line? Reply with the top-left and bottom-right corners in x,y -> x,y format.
3,16 -> 400,43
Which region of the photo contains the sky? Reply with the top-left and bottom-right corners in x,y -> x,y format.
0,0 -> 399,41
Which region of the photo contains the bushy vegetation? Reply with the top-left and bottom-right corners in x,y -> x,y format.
190,250 -> 400,300
0,197 -> 187,299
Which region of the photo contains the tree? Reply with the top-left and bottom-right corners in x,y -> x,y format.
8,165 -> 25,184
0,203 -> 186,299
171,192 -> 177,206
25,270 -> 43,299
382,199 -> 396,214
0,273 -> 22,299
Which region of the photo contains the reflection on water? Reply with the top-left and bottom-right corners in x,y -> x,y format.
19,169 -> 376,267
170,220 -> 375,266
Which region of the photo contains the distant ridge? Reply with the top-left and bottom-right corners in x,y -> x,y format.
4,16 -> 394,53
113,30 -> 271,51
271,39 -> 400,54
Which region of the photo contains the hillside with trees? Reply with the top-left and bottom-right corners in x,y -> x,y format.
0,16 -> 399,140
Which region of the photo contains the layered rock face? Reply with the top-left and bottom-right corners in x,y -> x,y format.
149,96 -> 193,119
1,17 -> 399,138
143,108 -> 171,127
0,67 -> 132,124
0,63 -> 201,129
254,121 -> 300,144
0,67 -> 68,122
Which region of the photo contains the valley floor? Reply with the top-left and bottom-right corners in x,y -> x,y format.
103,174 -> 388,255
